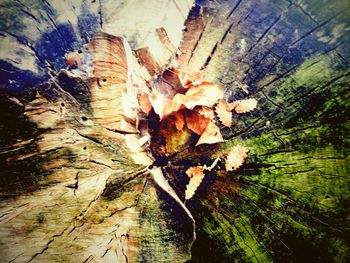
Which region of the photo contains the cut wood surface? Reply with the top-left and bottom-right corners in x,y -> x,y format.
0,0 -> 349,262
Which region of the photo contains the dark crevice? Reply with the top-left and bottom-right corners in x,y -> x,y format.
226,0 -> 243,19
200,42 -> 218,70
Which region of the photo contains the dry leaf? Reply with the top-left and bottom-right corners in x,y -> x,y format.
138,93 -> 152,114
185,166 -> 205,200
229,98 -> 257,113
184,82 -> 224,108
173,111 -> 185,131
203,157 -> 220,171
173,68 -> 203,88
155,71 -> 184,98
197,106 -> 215,120
185,110 -> 210,135
196,121 -> 224,146
163,82 -> 224,117
162,93 -> 187,117
225,145 -> 248,171
215,99 -> 232,127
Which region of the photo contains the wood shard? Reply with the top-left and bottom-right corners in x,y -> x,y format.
135,47 -> 162,77
138,92 -> 152,114
86,33 -> 131,130
156,27 -> 177,54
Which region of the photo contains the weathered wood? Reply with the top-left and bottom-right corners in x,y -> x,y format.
0,0 -> 350,262
0,1 -> 195,262
174,0 -> 350,262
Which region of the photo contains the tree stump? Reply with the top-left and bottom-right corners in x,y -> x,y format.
0,0 -> 349,262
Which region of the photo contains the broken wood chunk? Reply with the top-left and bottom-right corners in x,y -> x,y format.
135,47 -> 162,77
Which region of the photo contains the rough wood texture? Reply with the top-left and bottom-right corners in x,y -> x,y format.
0,0 -> 350,262
0,1 -> 195,262
174,1 -> 350,262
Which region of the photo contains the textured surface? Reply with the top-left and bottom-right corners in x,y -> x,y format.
175,0 -> 350,262
0,1 -> 195,262
0,0 -> 350,262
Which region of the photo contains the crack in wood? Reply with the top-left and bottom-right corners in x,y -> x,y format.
245,180 -> 346,234
207,199 -> 262,263
200,42 -> 218,70
291,8 -> 349,46
27,227 -> 69,262
98,0 -> 103,30
220,22 -> 234,44
226,0 -> 243,19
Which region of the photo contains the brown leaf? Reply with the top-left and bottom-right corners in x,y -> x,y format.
196,121 -> 224,146
215,99 -> 232,127
185,110 -> 210,135
138,93 -> 152,114
163,82 -> 224,117
225,145 -> 248,171
173,68 -> 203,88
184,82 -> 224,108
185,166 -> 205,200
162,93 -> 187,117
156,70 -> 185,97
197,106 -> 215,120
173,111 -> 185,131
229,98 -> 257,113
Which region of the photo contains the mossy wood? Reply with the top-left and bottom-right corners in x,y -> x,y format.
0,0 -> 349,262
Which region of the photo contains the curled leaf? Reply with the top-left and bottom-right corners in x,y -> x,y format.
225,145 -> 248,171
229,98 -> 257,113
185,110 -> 210,135
185,166 -> 205,200
215,99 -> 232,127
184,82 -> 224,108
173,111 -> 185,131
162,93 -> 187,117
196,121 -> 224,146
163,82 -> 224,117
173,68 -> 203,88
197,106 -> 215,120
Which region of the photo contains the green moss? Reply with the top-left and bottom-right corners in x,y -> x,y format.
195,52 -> 350,262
